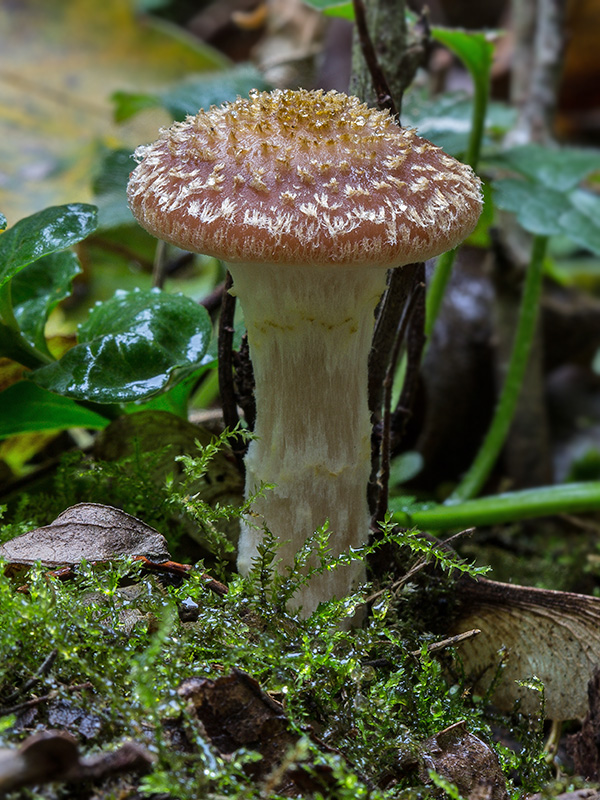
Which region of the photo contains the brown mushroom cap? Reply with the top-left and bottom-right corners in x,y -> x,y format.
127,88 -> 483,268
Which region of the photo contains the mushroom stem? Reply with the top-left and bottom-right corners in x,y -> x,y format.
228,262 -> 389,615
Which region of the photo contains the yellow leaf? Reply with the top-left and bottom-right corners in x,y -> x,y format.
0,0 -> 228,221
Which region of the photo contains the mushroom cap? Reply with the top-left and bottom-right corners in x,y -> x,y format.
128,89 -> 483,268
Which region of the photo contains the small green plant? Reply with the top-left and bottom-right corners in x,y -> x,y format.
0,203 -> 214,440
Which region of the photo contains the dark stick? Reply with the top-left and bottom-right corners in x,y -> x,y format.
369,262 -> 421,420
3,649 -> 58,704
351,0 -> 398,117
373,266 -> 425,524
217,272 -> 245,473
391,264 -> 426,454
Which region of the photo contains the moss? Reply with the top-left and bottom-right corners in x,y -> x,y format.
0,440 -> 572,798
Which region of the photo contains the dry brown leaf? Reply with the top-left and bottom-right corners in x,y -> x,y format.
0,0 -> 228,220
0,729 -> 153,794
0,502 -> 170,566
419,721 -> 508,799
451,577 -> 600,719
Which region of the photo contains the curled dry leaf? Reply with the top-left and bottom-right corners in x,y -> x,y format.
419,721 -> 508,799
177,669 -> 367,796
178,669 -> 299,790
0,503 -> 171,567
451,576 -> 600,719
0,729 -> 154,794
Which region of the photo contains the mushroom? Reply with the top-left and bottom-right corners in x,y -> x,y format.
127,89 -> 482,615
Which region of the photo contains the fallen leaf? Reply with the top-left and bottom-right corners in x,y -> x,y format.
178,669 -> 299,785
0,729 -> 154,794
419,721 -> 508,799
0,0 -> 228,220
451,576 -> 600,719
177,669 -> 364,796
0,502 -> 171,566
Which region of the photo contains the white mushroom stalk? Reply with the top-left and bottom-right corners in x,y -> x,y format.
127,88 -> 483,616
229,263 -> 388,607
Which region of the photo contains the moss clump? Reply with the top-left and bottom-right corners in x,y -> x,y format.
0,439 -> 557,798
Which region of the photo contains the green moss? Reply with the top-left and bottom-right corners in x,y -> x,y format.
0,440 -> 566,798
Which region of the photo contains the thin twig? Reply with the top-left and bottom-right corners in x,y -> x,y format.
3,649 -> 58,704
217,272 -> 245,473
391,264 -> 426,454
369,263 -> 421,420
351,0 -> 398,116
199,280 -> 225,316
0,682 -> 93,718
410,628 -> 481,657
373,266 -> 425,524
151,239 -> 167,289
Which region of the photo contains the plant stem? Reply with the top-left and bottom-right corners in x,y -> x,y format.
424,248 -> 456,338
392,481 -> 600,529
424,37 -> 489,338
465,60 -> 489,171
450,234 -> 548,501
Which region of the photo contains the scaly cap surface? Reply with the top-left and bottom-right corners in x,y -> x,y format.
127,89 -> 483,268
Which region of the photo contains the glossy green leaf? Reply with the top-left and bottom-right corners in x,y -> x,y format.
0,381 -> 108,437
431,28 -> 494,83
0,320 -> 47,368
31,288 -> 212,403
302,0 -> 354,18
0,204 -> 97,290
496,144 -> 600,192
129,368 -> 208,417
493,179 -> 572,236
0,211 -> 6,230
11,251 -> 82,351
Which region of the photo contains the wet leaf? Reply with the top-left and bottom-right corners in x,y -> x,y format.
0,503 -> 171,566
0,0 -> 228,220
0,381 -> 108,437
452,576 -> 600,719
0,205 -> 97,290
11,251 -> 82,352
30,288 -> 212,403
178,670 -> 300,792
91,148 -> 136,230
